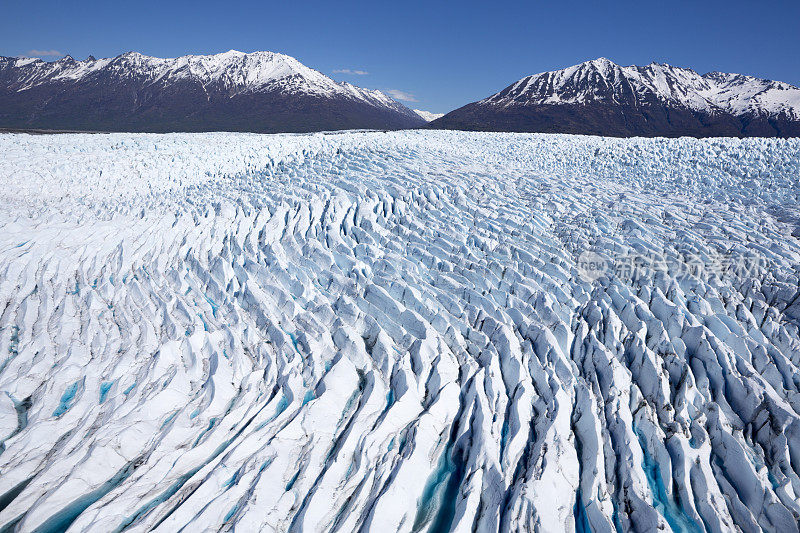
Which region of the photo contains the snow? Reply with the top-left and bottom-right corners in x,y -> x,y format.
413,109 -> 445,122
10,57 -> 43,67
1,130 -> 800,532
484,58 -> 800,120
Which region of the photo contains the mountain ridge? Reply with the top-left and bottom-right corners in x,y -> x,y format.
0,50 -> 425,133
431,58 -> 800,137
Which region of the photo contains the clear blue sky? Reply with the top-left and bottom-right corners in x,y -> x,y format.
2,0 -> 798,114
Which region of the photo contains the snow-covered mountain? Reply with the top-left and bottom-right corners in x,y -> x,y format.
431,58 -> 800,137
2,130 -> 800,532
413,109 -> 444,122
0,51 -> 425,132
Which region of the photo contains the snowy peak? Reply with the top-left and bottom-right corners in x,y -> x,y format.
413,109 -> 444,122
491,57 -> 631,106
106,50 -> 325,93
700,70 -> 800,119
483,58 -> 800,120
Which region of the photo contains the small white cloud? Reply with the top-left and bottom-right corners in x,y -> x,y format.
26,49 -> 64,58
333,68 -> 369,75
386,89 -> 418,102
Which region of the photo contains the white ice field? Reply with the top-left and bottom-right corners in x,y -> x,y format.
1,130 -> 799,532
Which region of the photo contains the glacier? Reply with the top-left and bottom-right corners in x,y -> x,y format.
0,130 -> 799,532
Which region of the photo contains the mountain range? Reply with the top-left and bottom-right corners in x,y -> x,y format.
0,50 -> 425,133
2,52 -> 800,137
431,57 -> 800,137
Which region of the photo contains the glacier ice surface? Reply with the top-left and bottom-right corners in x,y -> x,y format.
1,130 -> 800,532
